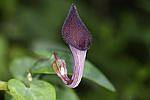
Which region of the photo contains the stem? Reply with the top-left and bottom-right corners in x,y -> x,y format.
0,81 -> 8,91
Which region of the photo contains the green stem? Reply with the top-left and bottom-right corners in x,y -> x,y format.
0,81 -> 8,91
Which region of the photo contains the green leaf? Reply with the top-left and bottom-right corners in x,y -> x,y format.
83,61 -> 116,92
56,87 -> 79,100
9,57 -> 36,81
8,79 -> 56,100
37,76 -> 79,100
5,93 -> 15,100
32,50 -> 116,92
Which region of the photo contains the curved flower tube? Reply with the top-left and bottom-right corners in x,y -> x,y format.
52,4 -> 92,88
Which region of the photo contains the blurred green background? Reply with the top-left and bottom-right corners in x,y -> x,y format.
0,0 -> 150,100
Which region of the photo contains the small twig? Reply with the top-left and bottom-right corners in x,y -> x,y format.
0,81 -> 8,91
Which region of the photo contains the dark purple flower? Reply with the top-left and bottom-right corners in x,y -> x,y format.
52,3 -> 92,88
62,3 -> 92,50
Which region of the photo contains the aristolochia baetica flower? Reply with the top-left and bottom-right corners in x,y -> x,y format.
52,3 -> 92,88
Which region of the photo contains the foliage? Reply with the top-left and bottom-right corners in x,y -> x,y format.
0,0 -> 149,100
0,49 -> 115,100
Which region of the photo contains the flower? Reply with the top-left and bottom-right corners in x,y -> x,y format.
52,3 -> 92,88
62,3 -> 92,50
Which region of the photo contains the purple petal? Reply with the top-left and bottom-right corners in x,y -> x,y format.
62,4 -> 92,51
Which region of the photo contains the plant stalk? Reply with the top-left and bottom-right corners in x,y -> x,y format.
0,81 -> 8,91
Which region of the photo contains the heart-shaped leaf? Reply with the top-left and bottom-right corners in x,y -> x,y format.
8,79 -> 56,100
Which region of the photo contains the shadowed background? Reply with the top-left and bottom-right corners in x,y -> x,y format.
0,0 -> 150,100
